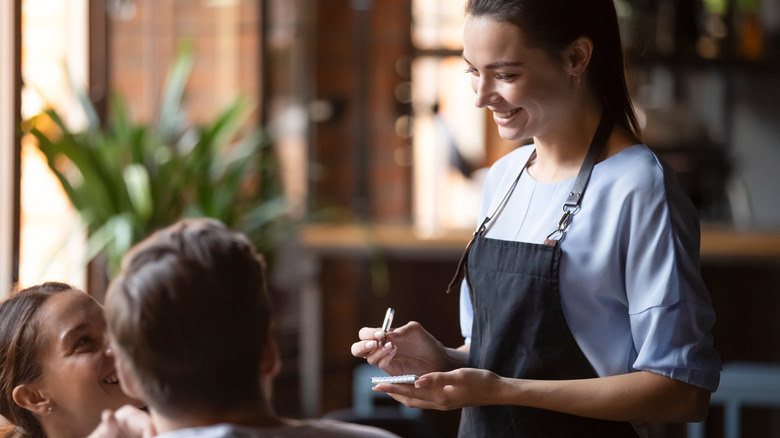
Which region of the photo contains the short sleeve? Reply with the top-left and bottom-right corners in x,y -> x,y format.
624,158 -> 721,391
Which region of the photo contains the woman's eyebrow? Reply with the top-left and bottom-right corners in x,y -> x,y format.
462,55 -> 523,69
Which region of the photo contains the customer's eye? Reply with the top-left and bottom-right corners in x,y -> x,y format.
73,335 -> 94,350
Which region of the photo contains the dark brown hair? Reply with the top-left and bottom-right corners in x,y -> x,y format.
105,218 -> 271,416
0,282 -> 76,438
465,0 -> 641,137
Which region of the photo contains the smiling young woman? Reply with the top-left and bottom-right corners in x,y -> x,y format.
353,1 -> 721,437
0,282 -> 141,438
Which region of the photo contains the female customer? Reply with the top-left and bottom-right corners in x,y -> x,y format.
351,0 -> 721,436
0,282 -> 140,438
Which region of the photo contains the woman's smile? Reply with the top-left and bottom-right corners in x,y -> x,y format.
491,107 -> 525,128
492,107 -> 522,119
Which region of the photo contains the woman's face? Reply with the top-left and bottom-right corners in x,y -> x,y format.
463,15 -> 574,142
32,291 -> 140,435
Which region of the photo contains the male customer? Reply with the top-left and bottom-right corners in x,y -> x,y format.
91,218 -> 399,438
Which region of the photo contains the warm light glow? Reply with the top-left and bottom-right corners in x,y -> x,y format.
19,0 -> 87,289
411,0 -> 491,235
412,56 -> 485,235
19,138 -> 86,287
412,0 -> 467,50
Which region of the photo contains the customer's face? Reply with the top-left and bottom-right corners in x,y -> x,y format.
32,291 -> 140,435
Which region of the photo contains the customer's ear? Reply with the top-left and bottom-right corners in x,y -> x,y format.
12,384 -> 50,416
260,333 -> 282,379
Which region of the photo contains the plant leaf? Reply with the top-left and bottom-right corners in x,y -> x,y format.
123,164 -> 153,221
157,42 -> 195,141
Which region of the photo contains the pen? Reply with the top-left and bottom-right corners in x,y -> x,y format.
378,307 -> 394,347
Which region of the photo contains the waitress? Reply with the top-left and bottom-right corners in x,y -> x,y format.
351,0 -> 721,437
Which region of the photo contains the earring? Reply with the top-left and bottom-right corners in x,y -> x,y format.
47,406 -> 52,414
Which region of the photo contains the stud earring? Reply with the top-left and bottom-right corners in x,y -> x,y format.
47,406 -> 52,414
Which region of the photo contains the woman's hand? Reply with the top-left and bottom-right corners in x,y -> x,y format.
380,369 -> 711,423
373,368 -> 503,411
87,405 -> 154,438
350,321 -> 464,376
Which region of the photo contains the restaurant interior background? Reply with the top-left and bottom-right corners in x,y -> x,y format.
2,0 -> 780,436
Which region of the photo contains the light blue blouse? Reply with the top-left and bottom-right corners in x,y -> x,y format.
459,144 -> 721,392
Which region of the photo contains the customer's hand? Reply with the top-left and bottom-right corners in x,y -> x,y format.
87,405 -> 154,438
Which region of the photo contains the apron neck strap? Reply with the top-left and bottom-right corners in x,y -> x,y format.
446,112 -> 614,293
545,112 -> 614,245
445,149 -> 535,295
563,112 -> 614,211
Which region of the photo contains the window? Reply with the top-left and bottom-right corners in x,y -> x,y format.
411,0 -> 516,235
18,0 -> 89,289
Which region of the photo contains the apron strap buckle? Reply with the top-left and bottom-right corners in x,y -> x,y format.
546,208 -> 575,244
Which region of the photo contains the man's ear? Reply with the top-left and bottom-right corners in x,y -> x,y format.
260,332 -> 282,379
12,384 -> 50,416
566,36 -> 594,77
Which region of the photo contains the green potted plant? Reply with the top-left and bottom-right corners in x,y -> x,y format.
24,45 -> 291,280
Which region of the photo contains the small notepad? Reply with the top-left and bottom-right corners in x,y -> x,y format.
371,374 -> 419,384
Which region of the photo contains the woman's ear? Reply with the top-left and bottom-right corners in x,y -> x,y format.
566,36 -> 594,77
12,384 -> 50,416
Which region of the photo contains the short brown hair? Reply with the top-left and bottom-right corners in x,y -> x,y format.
106,219 -> 271,415
0,282 -> 77,438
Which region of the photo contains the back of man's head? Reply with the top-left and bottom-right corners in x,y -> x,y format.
106,218 -> 271,416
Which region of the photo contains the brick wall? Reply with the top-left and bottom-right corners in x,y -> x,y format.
110,0 -> 412,221
109,0 -> 261,126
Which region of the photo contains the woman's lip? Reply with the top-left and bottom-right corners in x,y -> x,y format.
493,108 -> 521,118
492,107 -> 523,126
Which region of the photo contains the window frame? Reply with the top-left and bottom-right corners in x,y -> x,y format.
0,0 -> 21,298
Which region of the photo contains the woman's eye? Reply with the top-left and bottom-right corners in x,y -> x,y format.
496,73 -> 516,81
464,67 -> 478,76
73,335 -> 94,350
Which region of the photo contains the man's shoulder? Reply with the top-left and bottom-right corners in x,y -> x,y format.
290,419 -> 400,437
156,420 -> 400,438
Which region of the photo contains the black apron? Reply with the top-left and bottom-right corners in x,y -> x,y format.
449,115 -> 639,437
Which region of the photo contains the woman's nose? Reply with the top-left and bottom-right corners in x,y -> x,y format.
473,78 -> 493,109
104,339 -> 114,357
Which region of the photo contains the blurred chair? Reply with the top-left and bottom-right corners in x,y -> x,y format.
323,364 -> 441,438
687,362 -> 780,438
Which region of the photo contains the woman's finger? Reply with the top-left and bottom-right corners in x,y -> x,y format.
350,340 -> 377,358
365,341 -> 397,366
357,326 -> 384,340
